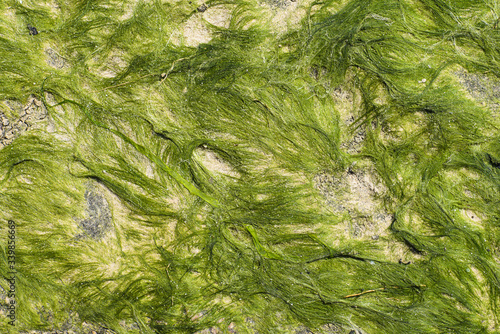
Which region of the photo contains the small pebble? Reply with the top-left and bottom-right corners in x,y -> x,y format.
197,3 -> 207,12
27,24 -> 38,35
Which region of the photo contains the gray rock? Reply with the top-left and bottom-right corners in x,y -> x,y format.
456,69 -> 500,111
45,48 -> 67,69
78,189 -> 113,240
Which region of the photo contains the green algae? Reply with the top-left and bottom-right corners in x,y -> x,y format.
0,0 -> 500,333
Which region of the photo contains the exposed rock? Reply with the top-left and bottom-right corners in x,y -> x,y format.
295,326 -> 314,334
3,99 -> 23,115
314,166 -> 391,239
16,120 -> 28,131
268,0 -> 295,8
194,146 -> 240,179
45,48 -> 67,69
0,96 -> 49,148
340,115 -> 365,154
181,6 -> 232,47
456,69 -> 500,111
77,188 -> 113,240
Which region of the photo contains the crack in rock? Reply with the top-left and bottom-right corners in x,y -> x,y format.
0,96 -> 48,149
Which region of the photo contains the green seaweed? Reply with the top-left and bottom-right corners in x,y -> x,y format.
1,0 -> 500,333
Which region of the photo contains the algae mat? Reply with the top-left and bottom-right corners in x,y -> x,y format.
1,0 -> 500,333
